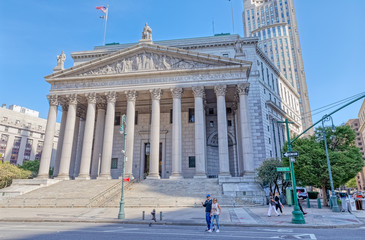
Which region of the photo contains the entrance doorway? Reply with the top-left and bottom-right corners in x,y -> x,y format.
143,142 -> 162,179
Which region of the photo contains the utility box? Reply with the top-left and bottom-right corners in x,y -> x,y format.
284,173 -> 291,181
286,188 -> 293,206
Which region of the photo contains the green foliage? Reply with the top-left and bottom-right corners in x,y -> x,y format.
283,125 -> 363,189
307,191 -> 319,199
345,177 -> 357,189
256,158 -> 289,193
0,162 -> 32,189
18,160 -> 40,178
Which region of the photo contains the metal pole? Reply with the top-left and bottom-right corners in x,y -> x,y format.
278,119 -> 305,224
230,0 -> 235,34
103,5 -> 109,46
321,116 -> 340,212
118,114 -> 127,219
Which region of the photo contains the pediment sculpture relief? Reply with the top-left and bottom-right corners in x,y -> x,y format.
77,52 -> 218,76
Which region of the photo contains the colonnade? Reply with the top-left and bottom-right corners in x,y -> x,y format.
38,83 -> 254,180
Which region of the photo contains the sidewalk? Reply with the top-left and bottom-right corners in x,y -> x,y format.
0,206 -> 364,228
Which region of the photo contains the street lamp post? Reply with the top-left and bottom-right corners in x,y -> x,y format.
278,118 -> 305,224
321,115 -> 340,212
118,114 -> 127,219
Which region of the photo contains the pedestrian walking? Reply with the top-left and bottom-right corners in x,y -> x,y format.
268,192 -> 280,217
149,209 -> 157,227
275,192 -> 284,214
209,198 -> 221,233
297,190 -> 307,215
202,194 -> 212,231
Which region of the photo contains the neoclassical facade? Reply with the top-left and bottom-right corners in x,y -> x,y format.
38,31 -> 302,184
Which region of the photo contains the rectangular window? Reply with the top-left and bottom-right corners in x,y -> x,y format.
209,108 -> 214,115
114,113 -> 121,126
188,108 -> 195,123
222,53 -> 229,58
210,121 -> 214,127
227,120 -> 232,127
170,109 -> 173,124
111,158 -> 118,169
189,156 -> 196,168
135,111 -> 138,125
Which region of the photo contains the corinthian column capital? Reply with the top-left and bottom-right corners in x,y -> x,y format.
105,91 -> 117,103
47,95 -> 59,106
192,86 -> 205,98
150,89 -> 162,100
67,94 -> 78,105
86,93 -> 97,104
237,83 -> 250,96
170,88 -> 183,99
125,90 -> 138,102
214,85 -> 227,97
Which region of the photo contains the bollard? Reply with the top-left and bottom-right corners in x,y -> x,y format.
306,197 -> 311,208
160,211 -> 162,221
142,211 -> 145,220
317,198 -> 321,209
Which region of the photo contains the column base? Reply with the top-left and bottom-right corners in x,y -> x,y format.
218,173 -> 231,178
75,175 -> 91,180
193,174 -> 207,179
36,174 -> 50,179
169,173 -> 183,179
97,174 -> 111,180
54,174 -> 70,180
146,174 -> 160,179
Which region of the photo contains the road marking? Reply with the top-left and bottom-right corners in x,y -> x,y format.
259,228 -> 294,233
291,234 -> 317,239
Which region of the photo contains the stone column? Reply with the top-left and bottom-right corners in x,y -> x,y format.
57,94 -> 78,179
147,88 -> 162,179
77,93 -> 97,179
237,83 -> 254,174
90,100 -> 106,179
73,116 -> 85,177
124,90 -> 138,179
193,86 -> 206,178
38,95 -> 58,179
214,85 -> 230,176
98,92 -> 116,179
53,103 -> 68,177
69,115 -> 80,178
170,88 -> 183,179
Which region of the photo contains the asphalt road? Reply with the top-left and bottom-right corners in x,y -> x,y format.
0,222 -> 364,240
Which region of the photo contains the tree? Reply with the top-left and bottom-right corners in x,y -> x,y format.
257,158 -> 290,194
283,125 -> 363,206
18,160 -> 40,178
345,177 -> 357,189
0,162 -> 32,189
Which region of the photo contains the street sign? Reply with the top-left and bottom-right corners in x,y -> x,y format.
282,151 -> 299,158
276,167 -> 290,172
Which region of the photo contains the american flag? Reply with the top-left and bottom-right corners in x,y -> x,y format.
96,6 -> 107,13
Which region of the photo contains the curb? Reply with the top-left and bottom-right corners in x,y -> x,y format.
0,218 -> 363,229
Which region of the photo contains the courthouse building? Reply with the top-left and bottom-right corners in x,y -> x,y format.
37,26 -> 302,184
0,105 -> 60,166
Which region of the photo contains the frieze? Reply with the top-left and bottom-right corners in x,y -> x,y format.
76,52 -> 219,77
51,72 -> 247,91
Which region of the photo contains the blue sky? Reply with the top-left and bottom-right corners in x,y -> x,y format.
1,0 -> 364,129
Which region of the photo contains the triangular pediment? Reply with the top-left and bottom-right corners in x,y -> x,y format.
46,43 -> 251,80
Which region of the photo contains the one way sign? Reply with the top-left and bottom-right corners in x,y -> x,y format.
282,151 -> 299,158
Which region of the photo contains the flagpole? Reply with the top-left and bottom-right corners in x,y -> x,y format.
230,0 -> 235,34
103,5 -> 109,46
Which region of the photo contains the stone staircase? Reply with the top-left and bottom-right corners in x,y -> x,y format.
0,177 -> 265,208
0,179 -> 122,208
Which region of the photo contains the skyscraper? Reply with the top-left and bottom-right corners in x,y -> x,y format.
242,0 -> 313,134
